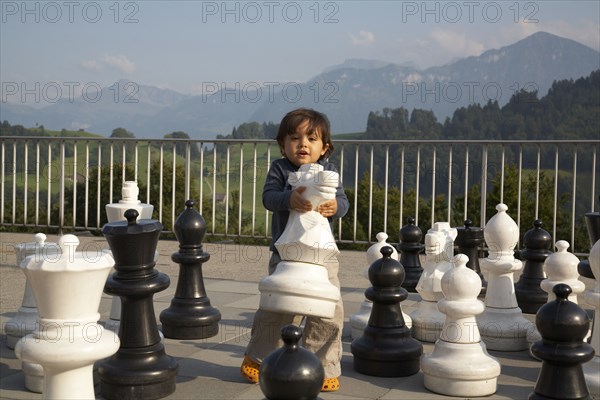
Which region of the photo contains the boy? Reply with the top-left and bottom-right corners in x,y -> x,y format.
241,108 -> 349,392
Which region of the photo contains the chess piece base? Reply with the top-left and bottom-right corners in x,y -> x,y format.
477,307 -> 532,351
258,261 -> 340,319
583,357 -> 600,398
422,341 -> 500,397
22,361 -> 43,393
98,342 -> 178,400
352,325 -> 422,377
160,297 -> 221,339
5,306 -> 38,349
402,267 -> 422,293
410,300 -> 444,343
350,300 -> 372,340
16,327 -> 119,400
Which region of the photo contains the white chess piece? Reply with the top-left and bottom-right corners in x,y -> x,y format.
5,233 -> 53,348
259,163 -> 341,318
583,239 -> 599,397
105,181 -> 153,222
478,204 -> 531,351
422,254 -> 501,396
5,233 -> 59,393
15,234 -> 119,400
410,222 -> 456,342
540,240 -> 585,303
104,181 -> 154,334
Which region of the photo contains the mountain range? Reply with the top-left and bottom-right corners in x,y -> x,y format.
2,31 -> 599,139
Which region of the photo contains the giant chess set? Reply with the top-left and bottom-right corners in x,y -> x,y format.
1,177 -> 599,400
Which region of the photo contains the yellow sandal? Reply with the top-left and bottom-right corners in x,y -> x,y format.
240,355 -> 260,383
321,377 -> 340,392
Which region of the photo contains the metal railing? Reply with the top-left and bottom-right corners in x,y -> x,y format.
1,136 -> 598,253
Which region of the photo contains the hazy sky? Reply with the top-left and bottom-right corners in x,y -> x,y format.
1,0 -> 599,99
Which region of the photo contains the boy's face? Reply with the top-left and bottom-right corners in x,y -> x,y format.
282,119 -> 329,167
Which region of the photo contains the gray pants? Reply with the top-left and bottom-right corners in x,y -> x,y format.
245,253 -> 344,378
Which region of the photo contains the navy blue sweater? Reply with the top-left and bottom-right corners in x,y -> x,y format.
262,158 -> 349,254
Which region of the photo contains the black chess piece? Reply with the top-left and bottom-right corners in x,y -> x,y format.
398,217 -> 423,293
455,219 -> 487,293
515,220 -> 553,314
259,324 -> 324,400
578,197 -> 599,280
160,200 -> 221,339
529,284 -> 595,400
351,246 -> 422,377
98,209 -> 178,400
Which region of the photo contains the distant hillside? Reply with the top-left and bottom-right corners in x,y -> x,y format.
361,69 -> 600,141
0,122 -> 103,138
250,32 -> 600,134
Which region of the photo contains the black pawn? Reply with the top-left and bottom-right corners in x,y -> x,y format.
160,200 -> 221,339
398,217 -> 423,293
515,220 -> 553,314
529,284 -> 595,400
579,197 -> 599,279
351,246 -> 422,377
455,219 -> 487,293
98,209 -> 178,400
259,324 -> 324,400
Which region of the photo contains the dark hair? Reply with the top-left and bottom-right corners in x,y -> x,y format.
276,108 -> 334,159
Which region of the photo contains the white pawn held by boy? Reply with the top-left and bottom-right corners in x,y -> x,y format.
477,203 -> 532,351
410,222 -> 457,343
421,254 -> 501,397
259,163 -> 341,319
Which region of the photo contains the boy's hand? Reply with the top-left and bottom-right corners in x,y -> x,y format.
290,187 -> 313,212
317,199 -> 338,218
